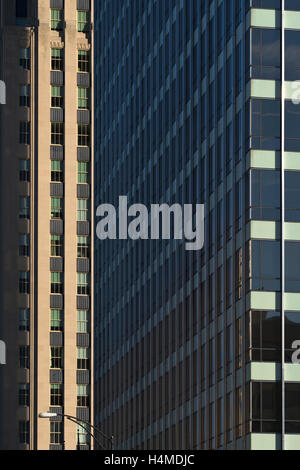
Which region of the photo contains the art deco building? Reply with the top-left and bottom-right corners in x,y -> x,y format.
94,0 -> 300,450
0,0 -> 93,450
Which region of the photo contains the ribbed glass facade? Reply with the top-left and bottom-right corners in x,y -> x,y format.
94,0 -> 300,450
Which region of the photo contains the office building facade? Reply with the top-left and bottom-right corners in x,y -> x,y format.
94,0 -> 300,450
0,0 -> 94,450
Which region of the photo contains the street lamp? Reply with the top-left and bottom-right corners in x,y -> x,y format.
39,412 -> 114,450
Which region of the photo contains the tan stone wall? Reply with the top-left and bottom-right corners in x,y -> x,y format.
0,0 -> 93,450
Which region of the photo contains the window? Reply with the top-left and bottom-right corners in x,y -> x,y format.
19,197 -> 30,219
77,310 -> 90,333
77,348 -> 90,370
78,11 -> 89,32
19,234 -> 30,257
247,240 -> 281,292
19,346 -> 30,369
20,48 -> 30,69
286,312 -> 300,362
285,242 -> 300,292
19,421 -> 30,444
77,273 -> 89,295
51,48 -> 64,71
77,236 -> 90,258
250,28 -> 281,80
77,385 -> 90,407
78,51 -> 90,72
252,382 -> 281,433
285,30 -> 300,81
78,88 -> 89,109
20,122 -> 30,144
248,98 -> 281,151
51,161 -> 64,182
247,311 -> 281,363
50,384 -> 63,406
51,198 -> 63,219
50,347 -> 63,369
247,169 -> 280,221
77,423 -> 90,445
19,272 -> 30,294
51,272 -> 64,294
285,101 -> 300,152
285,383 -> 300,433
51,235 -> 63,257
19,159 -> 30,182
16,0 -> 27,19
20,85 -> 30,107
77,199 -> 89,221
78,124 -> 90,146
51,86 -> 63,108
19,309 -> 30,331
286,171 -> 300,222
78,162 -> 89,183
19,384 -> 30,406
51,123 -> 64,145
51,309 -> 63,332
50,421 -> 63,445
51,9 -> 63,31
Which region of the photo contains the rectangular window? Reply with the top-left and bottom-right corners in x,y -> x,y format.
20,85 -> 30,107
51,161 -> 64,183
51,309 -> 64,332
252,382 -> 281,433
20,122 -> 30,144
50,384 -> 63,406
51,123 -> 64,145
247,310 -> 281,363
19,234 -> 30,257
19,309 -> 30,331
78,11 -> 89,32
78,87 -> 89,109
19,346 -> 30,369
51,235 -> 64,257
50,421 -> 63,445
16,0 -> 27,18
51,272 -> 64,294
77,310 -> 90,333
248,98 -> 281,151
77,348 -> 90,370
77,385 -> 90,407
50,347 -> 63,369
77,236 -> 90,258
19,384 -> 30,406
247,240 -> 281,292
77,424 -> 90,445
78,51 -> 90,72
77,199 -> 89,221
19,421 -> 30,444
19,159 -> 30,182
51,9 -> 64,31
51,86 -> 63,108
77,273 -> 89,295
250,28 -> 281,80
78,124 -> 90,146
248,169 -> 281,221
51,198 -> 63,219
19,271 -> 30,294
20,48 -> 30,69
19,197 -> 30,219
78,162 -> 89,183
51,48 -> 64,71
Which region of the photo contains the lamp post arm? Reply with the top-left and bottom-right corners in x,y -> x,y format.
62,413 -> 113,446
64,415 -> 105,450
